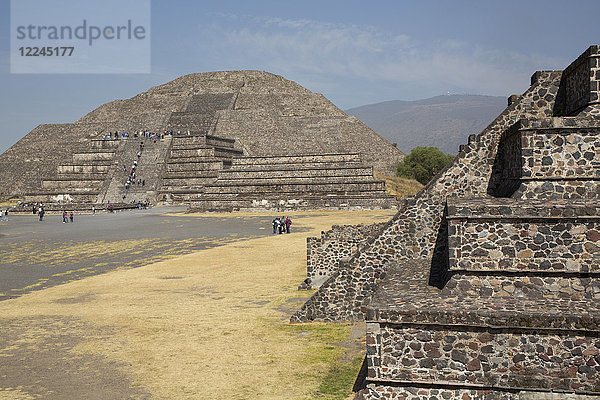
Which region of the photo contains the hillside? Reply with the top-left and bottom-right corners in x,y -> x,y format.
345,94 -> 507,155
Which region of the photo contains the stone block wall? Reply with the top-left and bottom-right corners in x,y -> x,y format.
304,222 -> 388,289
509,127 -> 600,179
220,166 -> 373,180
561,45 -> 600,115
291,69 -> 564,323
191,151 -> 396,212
366,323 -> 600,393
444,274 -> 600,301
356,387 -> 593,399
72,151 -> 116,161
57,164 -> 110,174
493,117 -> 600,200
232,153 -> 362,165
447,199 -> 600,273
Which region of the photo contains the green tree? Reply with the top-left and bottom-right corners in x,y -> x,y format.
396,146 -> 454,185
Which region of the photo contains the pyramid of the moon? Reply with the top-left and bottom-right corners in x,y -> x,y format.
0,71 -> 403,210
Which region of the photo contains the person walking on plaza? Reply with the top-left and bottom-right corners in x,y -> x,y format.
62,211 -> 68,223
69,212 -> 74,223
285,216 -> 292,234
272,218 -> 279,234
39,208 -> 45,221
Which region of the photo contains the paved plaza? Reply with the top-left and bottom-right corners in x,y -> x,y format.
0,206 -> 283,300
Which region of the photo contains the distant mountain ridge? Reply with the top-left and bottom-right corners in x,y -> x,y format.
345,94 -> 507,155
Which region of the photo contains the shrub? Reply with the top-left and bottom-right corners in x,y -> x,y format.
396,146 -> 454,185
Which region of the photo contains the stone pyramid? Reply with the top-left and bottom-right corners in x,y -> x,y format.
293,46 -> 600,399
0,71 -> 403,210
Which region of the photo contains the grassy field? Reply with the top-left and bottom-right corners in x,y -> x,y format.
0,209 -> 396,399
374,172 -> 423,199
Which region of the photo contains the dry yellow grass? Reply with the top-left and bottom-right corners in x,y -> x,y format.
0,209 -> 396,399
373,171 -> 423,199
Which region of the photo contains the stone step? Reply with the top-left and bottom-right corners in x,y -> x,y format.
210,174 -> 378,186
190,193 -> 398,211
72,151 -> 116,162
232,153 -> 361,165
447,198 -> 600,274
501,124 -> 600,180
23,190 -> 101,204
203,180 -> 386,194
225,161 -> 365,172
363,261 -> 600,396
170,146 -> 242,159
217,166 -> 373,180
90,139 -> 121,149
496,121 -> 600,200
366,319 -> 600,394
57,164 -> 112,173
442,274 -> 600,300
99,135 -> 169,204
356,386 -> 595,399
163,171 -> 219,179
158,187 -> 205,194
41,179 -> 104,189
165,161 -> 224,173
160,176 -> 217,186
513,180 -> 600,200
167,156 -> 230,164
43,173 -> 108,180
170,134 -> 235,149
11,202 -> 140,213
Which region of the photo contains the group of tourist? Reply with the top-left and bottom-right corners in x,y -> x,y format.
104,130 -> 162,140
272,216 -> 292,234
61,211 -> 74,223
124,141 -> 146,193
0,208 -> 9,221
102,128 -> 210,141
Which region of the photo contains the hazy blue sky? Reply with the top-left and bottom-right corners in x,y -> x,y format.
1,0 -> 599,153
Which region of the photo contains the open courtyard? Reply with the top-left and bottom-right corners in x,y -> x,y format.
0,207 -> 396,399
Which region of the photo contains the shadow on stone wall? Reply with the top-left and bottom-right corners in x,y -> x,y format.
486,134 -> 520,198
428,206 -> 450,289
352,356 -> 369,393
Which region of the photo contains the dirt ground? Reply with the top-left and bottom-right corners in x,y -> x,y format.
0,209 -> 396,399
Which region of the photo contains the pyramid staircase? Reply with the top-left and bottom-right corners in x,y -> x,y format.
157,133 -> 242,203
189,153 -> 397,211
358,121 -> 600,399
100,135 -> 171,204
356,48 -> 600,399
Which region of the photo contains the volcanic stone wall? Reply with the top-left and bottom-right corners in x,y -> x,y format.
292,68 -> 564,322
290,45 -> 600,399
561,46 -> 600,115
447,199 -> 600,274
292,49 -> 600,324
190,152 -> 397,212
366,324 -> 600,393
303,222 -> 388,289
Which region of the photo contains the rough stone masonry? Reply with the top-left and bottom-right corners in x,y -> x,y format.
0,71 -> 403,211
294,46 -> 600,399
